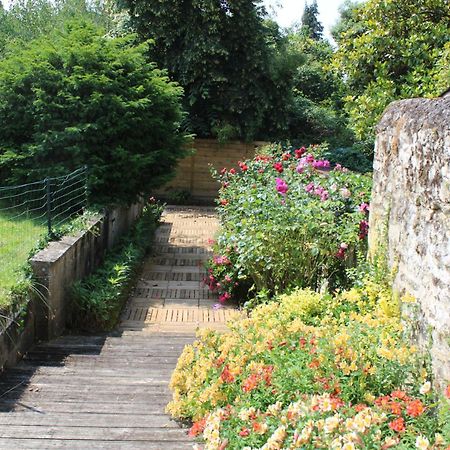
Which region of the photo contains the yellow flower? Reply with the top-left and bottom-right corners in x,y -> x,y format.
435,434 -> 444,446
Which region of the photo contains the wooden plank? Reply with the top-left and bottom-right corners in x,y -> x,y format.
0,425 -> 190,441
0,439 -> 193,449
0,401 -> 174,414
0,412 -> 181,428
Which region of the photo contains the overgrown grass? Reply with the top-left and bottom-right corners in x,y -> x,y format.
0,212 -> 46,309
70,202 -> 164,331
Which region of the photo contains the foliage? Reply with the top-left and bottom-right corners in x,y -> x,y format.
0,20 -> 189,204
0,0 -> 113,56
204,144 -> 371,304
120,0 -> 278,141
70,201 -> 163,330
318,146 -> 373,174
168,282 -> 450,448
333,0 -> 450,143
300,0 -> 323,41
282,32 -> 353,147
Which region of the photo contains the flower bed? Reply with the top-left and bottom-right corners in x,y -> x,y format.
205,144 -> 372,304
167,281 -> 450,449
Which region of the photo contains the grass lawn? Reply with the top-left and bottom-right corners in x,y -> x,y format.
0,212 -> 46,309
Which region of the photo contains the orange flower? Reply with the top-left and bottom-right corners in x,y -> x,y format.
262,365 -> 274,386
214,357 -> 225,368
375,395 -> 391,407
389,402 -> 402,415
308,359 -> 320,369
252,421 -> 267,434
188,418 -> 206,437
388,417 -> 405,433
220,365 -> 235,383
406,399 -> 425,417
445,384 -> 450,399
242,374 -> 259,393
355,403 -> 368,412
391,390 -> 407,400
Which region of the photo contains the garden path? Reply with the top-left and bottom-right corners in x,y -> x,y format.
0,206 -> 238,448
120,205 -> 239,333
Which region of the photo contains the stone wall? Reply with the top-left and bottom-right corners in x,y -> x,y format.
369,95 -> 450,385
0,202 -> 144,369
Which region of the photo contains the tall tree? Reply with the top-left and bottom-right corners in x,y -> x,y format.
301,0 -> 323,41
333,0 -> 450,145
119,0 -> 275,141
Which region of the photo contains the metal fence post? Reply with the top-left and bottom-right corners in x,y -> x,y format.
45,178 -> 52,235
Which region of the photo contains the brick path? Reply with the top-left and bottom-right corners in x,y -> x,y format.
120,205 -> 239,333
0,206 -> 238,448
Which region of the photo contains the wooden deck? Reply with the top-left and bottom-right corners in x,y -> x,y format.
0,206 -> 238,448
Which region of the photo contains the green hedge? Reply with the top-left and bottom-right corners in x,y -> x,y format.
69,202 -> 163,331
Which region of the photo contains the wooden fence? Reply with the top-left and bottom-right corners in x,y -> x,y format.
154,139 -> 267,202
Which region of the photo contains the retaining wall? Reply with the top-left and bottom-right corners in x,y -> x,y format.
0,202 -> 144,370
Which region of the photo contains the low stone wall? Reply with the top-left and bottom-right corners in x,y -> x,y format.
154,138 -> 267,201
369,94 -> 450,386
0,202 -> 144,370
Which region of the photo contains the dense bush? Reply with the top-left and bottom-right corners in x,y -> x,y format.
205,144 -> 372,304
70,201 -> 163,330
0,21 -> 189,204
168,280 -> 450,449
318,145 -> 373,174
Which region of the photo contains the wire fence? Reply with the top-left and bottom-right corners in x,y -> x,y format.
0,167 -> 88,298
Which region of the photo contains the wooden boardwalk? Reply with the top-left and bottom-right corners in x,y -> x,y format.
0,206 -> 237,448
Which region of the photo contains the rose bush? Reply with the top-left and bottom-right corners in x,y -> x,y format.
167,281 -> 450,449
204,144 -> 372,304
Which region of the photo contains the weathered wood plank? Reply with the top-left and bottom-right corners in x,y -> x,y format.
0,412 -> 183,428
0,400 -> 174,414
0,425 -> 190,441
0,439 -> 193,449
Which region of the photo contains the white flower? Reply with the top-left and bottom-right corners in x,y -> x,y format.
415,435 -> 430,450
324,415 -> 340,434
419,381 -> 431,395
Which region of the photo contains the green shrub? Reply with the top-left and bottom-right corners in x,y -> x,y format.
70,202 -> 163,330
167,284 -> 449,448
319,146 -> 373,174
205,143 -> 372,304
0,20 -> 189,204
